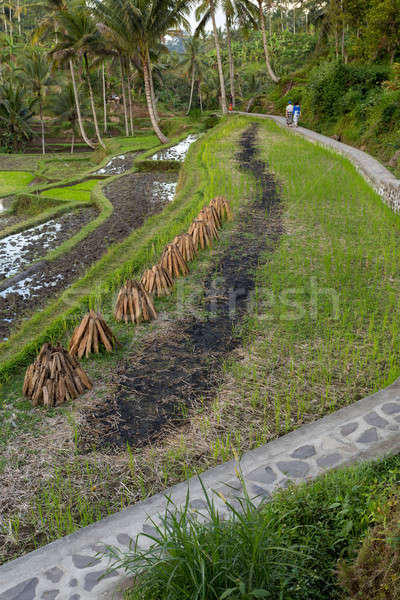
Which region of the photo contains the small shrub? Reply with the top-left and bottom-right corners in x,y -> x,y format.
203,114 -> 219,130
338,497 -> 400,600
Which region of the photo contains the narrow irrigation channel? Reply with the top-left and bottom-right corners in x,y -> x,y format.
0,171 -> 178,341
79,124 -> 283,451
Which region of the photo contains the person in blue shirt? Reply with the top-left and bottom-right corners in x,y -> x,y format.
293,102 -> 301,127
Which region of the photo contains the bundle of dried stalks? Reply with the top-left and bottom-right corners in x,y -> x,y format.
114,280 -> 157,324
23,343 -> 92,407
210,195 -> 232,221
141,265 -> 174,297
160,243 -> 189,278
69,310 -> 117,358
172,233 -> 197,262
188,219 -> 213,250
198,205 -> 221,231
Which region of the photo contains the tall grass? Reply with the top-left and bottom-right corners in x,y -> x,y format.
221,117 -> 400,443
116,455 -> 400,600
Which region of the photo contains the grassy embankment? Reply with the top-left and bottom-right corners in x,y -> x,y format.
2,115 -> 400,564
0,128 -> 206,383
0,117 -> 254,563
120,454 -> 400,600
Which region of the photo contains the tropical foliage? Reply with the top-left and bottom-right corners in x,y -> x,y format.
0,0 -> 398,152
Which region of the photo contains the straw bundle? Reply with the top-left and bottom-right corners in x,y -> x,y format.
114,279 -> 157,324
141,264 -> 174,297
69,310 -> 117,358
172,233 -> 197,262
210,196 -> 232,221
23,343 -> 92,407
160,243 -> 189,278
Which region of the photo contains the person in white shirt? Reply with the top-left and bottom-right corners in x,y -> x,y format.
286,101 -> 294,126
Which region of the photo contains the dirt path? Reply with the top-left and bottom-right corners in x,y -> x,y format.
0,171 -> 177,341
79,124 -> 283,452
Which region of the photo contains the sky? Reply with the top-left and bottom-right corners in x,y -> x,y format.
188,6 -> 225,32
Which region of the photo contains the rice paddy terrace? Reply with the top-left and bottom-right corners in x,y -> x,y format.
1,115 -> 400,576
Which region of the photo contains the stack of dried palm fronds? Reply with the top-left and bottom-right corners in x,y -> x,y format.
69,310 -> 117,358
210,196 -> 232,221
141,264 -> 174,296
188,219 -> 213,250
114,279 -> 157,324
198,205 -> 221,231
160,243 -> 189,278
23,343 -> 92,407
172,233 -> 197,262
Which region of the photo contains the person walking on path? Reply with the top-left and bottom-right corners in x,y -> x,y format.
293,102 -> 301,127
286,100 -> 294,126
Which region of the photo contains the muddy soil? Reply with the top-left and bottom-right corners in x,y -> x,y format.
0,208 -> 97,281
0,172 -> 177,341
79,124 -> 283,452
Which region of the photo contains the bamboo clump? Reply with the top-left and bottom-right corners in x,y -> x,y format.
114,279 -> 157,324
188,219 -> 213,250
172,233 -> 197,262
210,196 -> 232,221
23,343 -> 92,407
198,205 -> 222,231
69,310 -> 117,358
160,243 -> 189,278
141,265 -> 174,297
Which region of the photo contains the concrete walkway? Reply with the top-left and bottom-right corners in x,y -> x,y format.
1,118 -> 400,600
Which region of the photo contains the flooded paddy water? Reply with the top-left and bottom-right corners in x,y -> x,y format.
151,134 -> 199,161
0,170 -> 178,340
0,209 -> 97,280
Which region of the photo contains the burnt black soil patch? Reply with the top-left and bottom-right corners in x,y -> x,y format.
0,171 -> 177,340
79,124 -> 283,452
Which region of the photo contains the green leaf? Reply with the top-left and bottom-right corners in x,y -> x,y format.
251,590 -> 270,598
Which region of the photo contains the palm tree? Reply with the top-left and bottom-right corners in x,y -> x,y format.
180,36 -> 203,114
51,82 -> 83,153
22,47 -> 52,154
256,0 -> 279,82
34,0 -> 95,150
94,0 -> 193,144
0,82 -> 36,152
197,0 -> 256,110
52,7 -> 105,149
196,0 -> 228,114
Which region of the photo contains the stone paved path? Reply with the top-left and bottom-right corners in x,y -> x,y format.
2,380 -> 400,599
1,117 -> 400,599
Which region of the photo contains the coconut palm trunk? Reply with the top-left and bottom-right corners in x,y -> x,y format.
143,56 -> 168,144
84,54 -> 105,149
146,49 -> 160,123
71,127 -> 75,154
127,67 -> 134,136
119,54 -> 129,136
102,62 -> 107,135
186,65 -> 196,115
39,97 -> 45,154
226,18 -> 235,108
198,81 -> 203,112
258,0 -> 279,83
210,0 -> 227,114
69,59 -> 95,150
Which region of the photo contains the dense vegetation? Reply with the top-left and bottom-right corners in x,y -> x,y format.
1,0 -> 400,594
111,454 -> 400,599
0,0 -> 398,172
